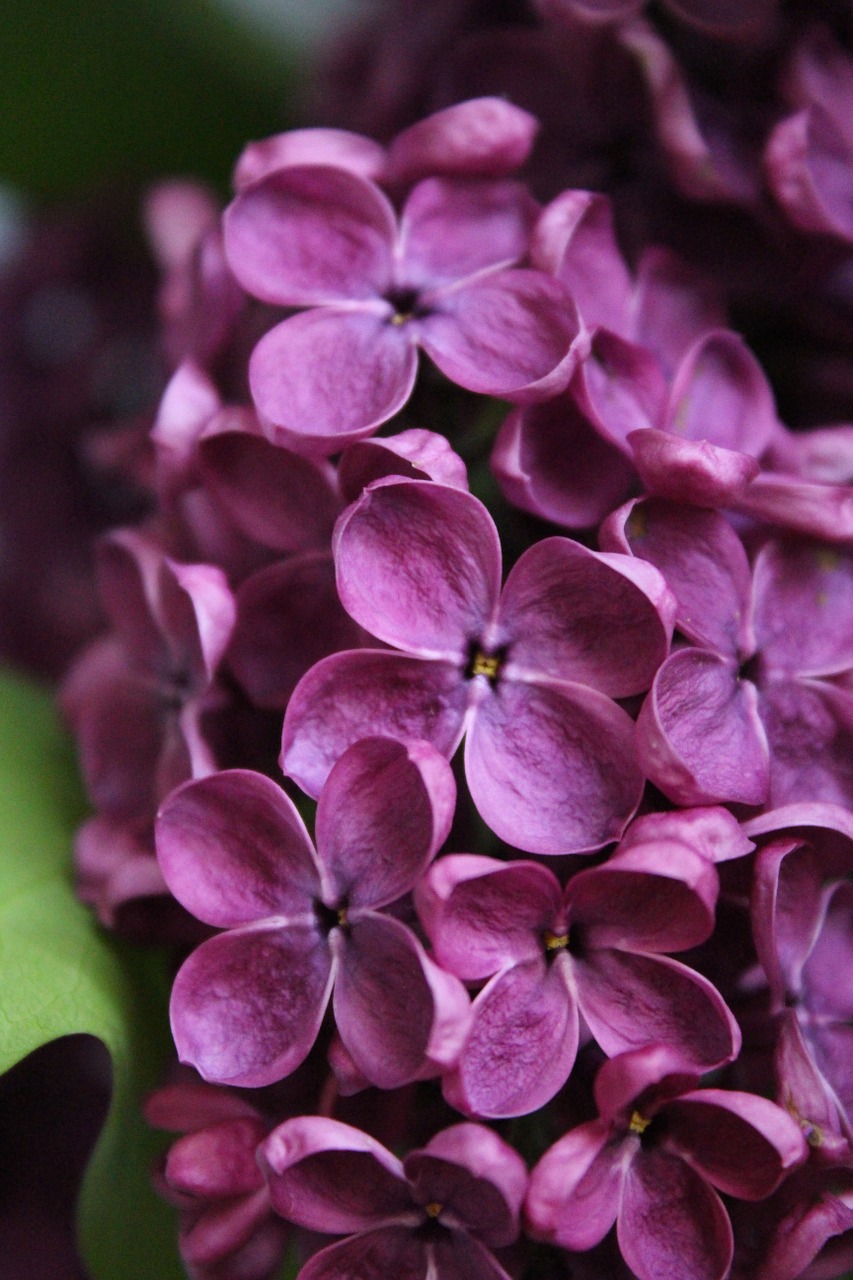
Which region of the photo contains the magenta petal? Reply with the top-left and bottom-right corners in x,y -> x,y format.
416,1124 -> 528,1245
232,128 -> 387,189
525,1120 -> 624,1251
735,473 -> 853,543
751,837 -> 824,1006
385,98 -> 538,183
338,429 -> 469,500
249,309 -> 418,452
399,178 -> 536,289
576,950 -> 740,1069
500,537 -> 673,698
165,1118 -> 266,1197
159,558 -> 236,684
801,880 -> 853,1020
466,678 -> 642,854
444,956 -> 578,1118
315,737 -> 456,909
637,650 -> 770,806
664,329 -> 779,458
760,678 -> 853,809
260,1117 -> 409,1233
334,913 -> 471,1088
333,479 -> 501,657
223,166 -> 396,305
629,428 -> 760,507
530,189 -> 633,333
169,924 -> 333,1086
632,246 -> 725,377
619,1148 -> 733,1280
752,540 -> 853,678
155,769 -> 319,927
281,649 -> 469,798
420,269 -> 585,401
667,1090 -> 807,1199
96,531 -> 165,669
296,1229 -> 428,1280
765,107 -> 853,242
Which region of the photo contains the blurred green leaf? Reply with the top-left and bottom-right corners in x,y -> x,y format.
0,672 -> 183,1280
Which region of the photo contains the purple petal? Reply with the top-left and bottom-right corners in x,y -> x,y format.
619,805 -> 754,864
751,837 -> 824,1006
165,1117 -> 266,1197
465,677 -> 643,854
619,1148 -> 733,1280
530,189 -> 633,334
573,330 -> 668,447
232,128 -> 387,189
760,678 -> 853,809
159,557 -> 236,684
744,801 -> 853,878
260,1117 -> 409,1233
636,649 -> 770,806
419,269 -> 586,401
399,178 -> 537,289
576,950 -> 740,1069
223,166 -> 396,305
629,428 -> 760,507
801,880 -> 853,1020
96,531 -> 166,669
169,923 -> 333,1086
249,309 -> 418,453
281,650 -> 469,798
315,736 -> 456,909
228,554 -> 363,709
443,956 -> 578,1118
765,107 -> 853,243
632,245 -> 725,377
334,913 -> 471,1088
664,329 -> 779,458
491,395 -> 637,530
525,1120 -> 624,1250
752,540 -> 853,679
666,1089 -> 807,1199
151,360 -> 222,500
385,99 -> 538,183
338,429 -> 468,501
774,1010 -> 851,1157
414,1123 -> 528,1245
500,536 -> 673,698
416,855 -> 562,981
333,479 -> 501,658
735,473 -> 853,543
155,769 -> 319,927
296,1229 -> 427,1280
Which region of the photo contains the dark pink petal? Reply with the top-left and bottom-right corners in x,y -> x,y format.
334,913 -> 471,1088
665,0 -> 776,36
315,736 -> 456,909
399,178 -> 537,289
744,801 -> 853,878
295,1229 -> 427,1280
593,1044 -> 700,1125
385,99 -> 538,183
751,837 -> 824,1005
636,649 -> 769,806
629,429 -> 760,507
228,554 -> 362,709
249,309 -> 418,453
756,1181 -> 853,1280
752,540 -> 853,678
144,1081 -> 260,1132
338,429 -> 468,501
801,880 -> 853,1020
465,677 -> 643,855
619,1147 -> 733,1280
443,955 -> 578,1118
281,650 -> 469,798
169,923 -> 333,1086
500,537 -> 673,698
155,769 -> 319,928
416,856 -> 562,981
198,427 -> 340,554
576,949 -> 740,1069
151,361 -> 222,501
765,107 -> 853,243
573,330 -> 668,447
419,269 -> 586,402
260,1117 -> 409,1233
165,1118 -> 267,1198
760,678 -> 853,809
491,395 -> 637,530
525,1120 -> 625,1250
333,479 -> 501,658
615,499 -> 753,657
223,166 -> 396,305
179,1189 -> 279,1268
568,845 -> 718,952
667,1089 -> 807,1198
735,473 -> 853,543
664,330 -> 779,458
160,558 -> 236,684
96,531 -> 165,669
632,246 -> 725,377
774,1012 -> 851,1159
530,189 -> 633,333
415,1124 -> 528,1244
232,129 -> 387,189
618,805 -> 754,864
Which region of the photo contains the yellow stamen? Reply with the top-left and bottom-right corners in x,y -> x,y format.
470,651 -> 501,680
425,1202 -> 442,1219
390,312 -> 410,327
337,907 -> 348,927
628,1110 -> 651,1135
544,930 -> 569,952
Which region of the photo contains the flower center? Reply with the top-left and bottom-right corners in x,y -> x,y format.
425,1202 -> 443,1219
628,1110 -> 651,1136
544,929 -> 569,952
465,641 -> 506,686
385,286 -> 422,326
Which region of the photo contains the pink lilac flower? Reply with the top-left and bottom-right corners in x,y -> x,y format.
601,498 -> 853,809
415,827 -> 740,1117
258,1116 -> 527,1280
222,163 -> 587,452
526,1044 -> 808,1280
156,736 -> 470,1089
282,476 -> 675,854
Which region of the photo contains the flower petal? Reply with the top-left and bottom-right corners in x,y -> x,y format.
525,1120 -> 624,1251
752,540 -> 853,679
414,1123 -> 528,1245
385,99 -> 538,183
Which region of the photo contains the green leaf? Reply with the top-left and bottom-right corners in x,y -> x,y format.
0,671 -> 183,1280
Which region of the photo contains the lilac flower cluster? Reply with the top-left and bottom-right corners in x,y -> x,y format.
59,78 -> 853,1280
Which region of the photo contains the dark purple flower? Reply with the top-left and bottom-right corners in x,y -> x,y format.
157,737 -> 469,1089
282,477 -> 675,854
